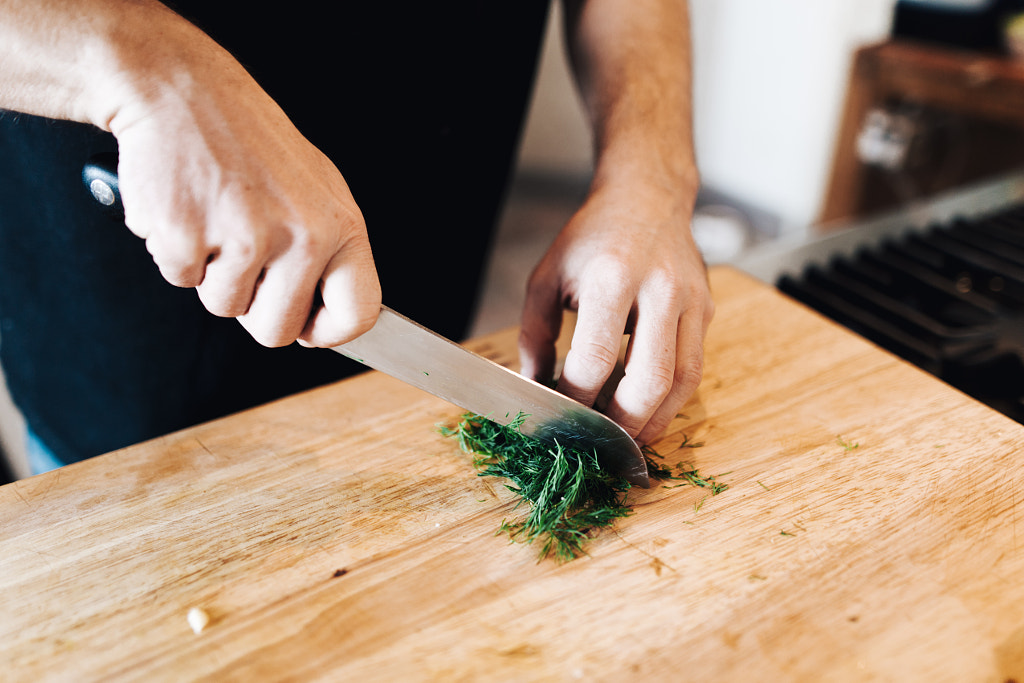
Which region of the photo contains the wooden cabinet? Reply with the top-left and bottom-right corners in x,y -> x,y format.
821,40 -> 1024,224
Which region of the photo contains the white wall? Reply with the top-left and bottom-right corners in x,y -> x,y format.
517,1 -> 594,177
518,0 -> 897,233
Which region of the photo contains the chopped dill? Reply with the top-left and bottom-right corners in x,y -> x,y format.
442,413 -> 633,562
836,436 -> 859,451
641,444 -> 664,459
442,414 -> 731,562
675,462 -> 730,495
678,434 -> 705,449
642,445 -> 676,481
644,442 -> 729,496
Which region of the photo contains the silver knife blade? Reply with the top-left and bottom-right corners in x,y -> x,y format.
333,306 -> 650,487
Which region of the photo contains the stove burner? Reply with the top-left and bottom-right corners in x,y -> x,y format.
778,204 -> 1024,424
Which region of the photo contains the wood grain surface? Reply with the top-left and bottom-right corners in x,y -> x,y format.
1,266 -> 1022,682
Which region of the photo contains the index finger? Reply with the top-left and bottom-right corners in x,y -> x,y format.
299,239 -> 381,348
556,291 -> 632,408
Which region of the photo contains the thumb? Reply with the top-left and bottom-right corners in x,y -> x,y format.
299,241 -> 381,348
518,278 -> 563,386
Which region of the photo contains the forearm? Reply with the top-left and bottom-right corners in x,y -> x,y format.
521,1 -> 710,442
561,0 -> 698,197
0,0 -> 238,132
0,0 -> 381,349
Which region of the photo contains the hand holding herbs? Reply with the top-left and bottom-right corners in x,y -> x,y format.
442,413 -> 729,562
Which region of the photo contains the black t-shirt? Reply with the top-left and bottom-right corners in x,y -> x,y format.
0,2 -> 551,465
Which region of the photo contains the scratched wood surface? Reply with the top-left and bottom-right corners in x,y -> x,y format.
1,266 -> 1022,682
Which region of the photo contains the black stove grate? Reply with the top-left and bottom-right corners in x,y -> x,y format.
777,204 -> 1024,424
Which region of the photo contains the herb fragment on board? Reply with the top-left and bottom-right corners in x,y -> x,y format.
678,434 -> 705,449
837,436 -> 859,452
442,413 -> 633,562
641,444 -> 676,481
675,462 -> 730,495
644,441 -> 730,496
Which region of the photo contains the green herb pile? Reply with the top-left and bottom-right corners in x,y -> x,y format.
442,413 -> 729,562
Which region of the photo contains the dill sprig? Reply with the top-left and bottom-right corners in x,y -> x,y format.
641,444 -> 676,480
675,463 -> 730,495
836,435 -> 859,452
442,416 -> 731,562
442,413 -> 633,562
646,437 -> 730,496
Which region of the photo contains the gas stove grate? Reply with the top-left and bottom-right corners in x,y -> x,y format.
777,204 -> 1024,424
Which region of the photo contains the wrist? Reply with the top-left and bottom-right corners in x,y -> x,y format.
82,2 -> 237,135
591,136 -> 700,214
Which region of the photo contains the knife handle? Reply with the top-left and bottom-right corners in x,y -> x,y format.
82,153 -> 123,217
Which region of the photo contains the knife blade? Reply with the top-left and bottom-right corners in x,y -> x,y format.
79,155 -> 649,486
334,307 -> 650,487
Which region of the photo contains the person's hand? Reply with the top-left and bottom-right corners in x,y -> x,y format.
106,11 -> 380,349
518,180 -> 713,444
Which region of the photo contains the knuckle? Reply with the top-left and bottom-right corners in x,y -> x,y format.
518,321 -> 557,353
222,233 -> 263,264
647,270 -> 687,309
244,320 -> 297,349
156,259 -> 204,288
196,286 -> 249,319
308,300 -> 381,348
284,226 -> 323,263
621,353 -> 701,420
339,209 -> 366,237
585,259 -> 632,296
615,371 -> 672,421
525,262 -> 554,297
648,265 -> 682,293
288,217 -> 354,272
146,229 -> 209,288
238,303 -> 311,350
346,303 -> 380,339
220,303 -> 249,318
567,340 -> 620,378
704,298 -> 717,327
671,354 -> 705,403
637,361 -> 677,404
123,215 -> 151,240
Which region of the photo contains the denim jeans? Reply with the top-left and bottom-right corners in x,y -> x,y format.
26,428 -> 64,475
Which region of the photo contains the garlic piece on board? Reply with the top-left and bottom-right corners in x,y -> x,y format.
187,607 -> 210,635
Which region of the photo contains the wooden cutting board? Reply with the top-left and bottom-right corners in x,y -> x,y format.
2,266 -> 1023,682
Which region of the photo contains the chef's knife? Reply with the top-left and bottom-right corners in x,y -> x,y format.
81,156 -> 650,487
333,306 -> 649,486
